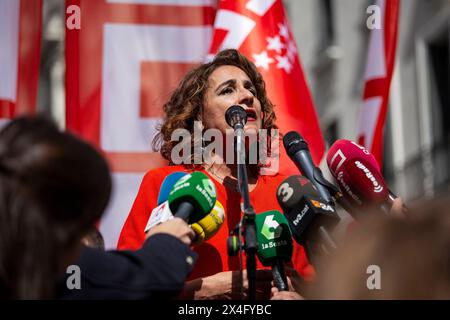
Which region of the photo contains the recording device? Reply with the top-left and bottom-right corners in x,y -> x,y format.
276,175 -> 340,263
168,172 -> 217,224
283,131 -> 335,204
327,139 -> 399,215
255,210 -> 293,291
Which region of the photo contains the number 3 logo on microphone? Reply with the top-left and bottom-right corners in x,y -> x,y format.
277,182 -> 294,203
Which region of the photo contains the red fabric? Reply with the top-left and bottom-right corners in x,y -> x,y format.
208,0 -> 325,169
0,0 -> 42,118
357,0 -> 400,166
117,165 -> 314,281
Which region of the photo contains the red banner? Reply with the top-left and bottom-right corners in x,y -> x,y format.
0,0 -> 42,121
65,0 -> 215,248
208,0 -> 325,171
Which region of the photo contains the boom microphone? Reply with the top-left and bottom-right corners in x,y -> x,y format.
255,210 -> 293,291
276,176 -> 340,264
327,140 -> 398,215
283,131 -> 335,204
168,172 -> 217,224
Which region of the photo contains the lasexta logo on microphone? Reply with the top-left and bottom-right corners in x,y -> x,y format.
261,215 -> 282,240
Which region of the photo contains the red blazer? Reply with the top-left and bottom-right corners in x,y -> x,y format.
117,165 -> 315,281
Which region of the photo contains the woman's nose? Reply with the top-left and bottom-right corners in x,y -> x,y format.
238,88 -> 254,107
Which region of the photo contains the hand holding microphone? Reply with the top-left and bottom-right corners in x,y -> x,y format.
145,218 -> 195,245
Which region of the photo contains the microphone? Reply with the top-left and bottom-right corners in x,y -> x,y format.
157,172 -> 188,205
167,172 -> 217,224
225,105 -> 247,129
145,172 -> 188,232
190,200 -> 225,245
255,210 -> 293,291
327,140 -> 399,215
276,176 -> 340,264
283,131 -> 334,204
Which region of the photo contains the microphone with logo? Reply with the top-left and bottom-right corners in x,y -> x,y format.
255,210 -> 293,291
157,172 -> 188,205
146,172 -> 225,244
167,172 -> 217,223
145,172 -> 188,232
283,131 -> 336,204
276,176 -> 340,264
327,140 -> 403,216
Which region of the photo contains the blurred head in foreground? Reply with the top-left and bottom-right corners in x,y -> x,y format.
309,198 -> 450,300
0,116 -> 111,299
81,226 -> 105,251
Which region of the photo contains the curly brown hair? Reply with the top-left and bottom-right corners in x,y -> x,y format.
153,49 -> 277,164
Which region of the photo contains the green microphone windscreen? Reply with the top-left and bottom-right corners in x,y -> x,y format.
168,172 -> 217,223
255,210 -> 293,266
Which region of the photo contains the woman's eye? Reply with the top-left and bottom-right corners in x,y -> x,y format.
220,87 -> 233,95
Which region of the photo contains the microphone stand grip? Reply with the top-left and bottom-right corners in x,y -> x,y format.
235,124 -> 258,301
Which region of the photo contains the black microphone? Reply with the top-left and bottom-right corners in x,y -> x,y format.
283,131 -> 334,204
276,175 -> 340,264
225,105 -> 247,129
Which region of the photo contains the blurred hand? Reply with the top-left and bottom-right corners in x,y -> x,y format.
390,197 -> 408,218
285,267 -> 305,293
271,287 -> 304,300
146,218 -> 195,245
181,269 -> 274,300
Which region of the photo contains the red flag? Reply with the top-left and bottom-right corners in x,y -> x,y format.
65,0 -> 214,249
357,0 -> 400,166
208,0 -> 325,173
0,0 -> 42,122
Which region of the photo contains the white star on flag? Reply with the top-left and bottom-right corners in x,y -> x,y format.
286,41 -> 297,62
266,35 -> 285,53
278,21 -> 289,39
276,55 -> 292,73
253,50 -> 274,70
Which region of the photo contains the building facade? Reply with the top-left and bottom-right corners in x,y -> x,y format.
284,0 -> 450,203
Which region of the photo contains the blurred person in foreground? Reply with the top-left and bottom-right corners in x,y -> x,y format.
81,226 -> 106,250
0,116 -> 196,299
271,197 -> 450,300
117,49 -> 314,299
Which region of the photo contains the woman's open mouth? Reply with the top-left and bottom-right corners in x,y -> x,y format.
244,108 -> 257,122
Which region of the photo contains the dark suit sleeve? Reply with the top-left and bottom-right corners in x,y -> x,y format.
60,234 -> 197,300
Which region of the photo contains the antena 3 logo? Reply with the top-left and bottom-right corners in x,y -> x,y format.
354,161 -> 384,193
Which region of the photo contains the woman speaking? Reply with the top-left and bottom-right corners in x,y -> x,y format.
117,49 -> 313,299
